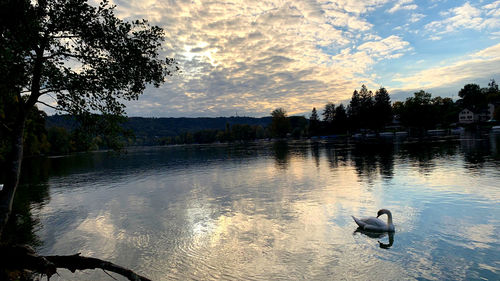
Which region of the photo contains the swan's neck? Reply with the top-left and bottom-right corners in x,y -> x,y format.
386,212 -> 393,226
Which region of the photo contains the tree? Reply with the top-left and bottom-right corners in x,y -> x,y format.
486,79 -> 500,104
458,84 -> 485,110
0,0 -> 176,278
322,102 -> 335,134
398,90 -> 434,134
348,89 -> 361,129
334,104 -> 347,133
358,85 -> 374,129
431,97 -> 459,127
322,103 -> 335,123
348,85 -> 374,130
271,108 -> 290,138
309,107 -> 320,137
373,87 -> 392,131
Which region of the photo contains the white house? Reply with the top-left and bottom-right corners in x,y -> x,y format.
459,108 -> 475,124
458,103 -> 496,124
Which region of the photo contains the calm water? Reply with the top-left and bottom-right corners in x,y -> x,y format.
10,136 -> 500,280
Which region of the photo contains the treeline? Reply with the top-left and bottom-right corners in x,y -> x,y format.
2,80 -> 499,161
0,110 -> 132,163
303,80 -> 500,137
157,115 -> 308,145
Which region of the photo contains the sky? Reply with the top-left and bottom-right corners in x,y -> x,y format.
82,0 -> 500,117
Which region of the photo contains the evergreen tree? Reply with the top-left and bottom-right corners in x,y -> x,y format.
322,103 -> 335,123
322,102 -> 336,134
373,87 -> 392,130
348,89 -> 361,129
334,104 -> 348,133
309,107 -> 320,136
358,85 -> 374,129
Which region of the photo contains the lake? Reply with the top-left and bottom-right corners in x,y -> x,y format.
9,135 -> 500,280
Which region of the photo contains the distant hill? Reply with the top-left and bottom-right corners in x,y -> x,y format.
46,115 -> 272,138
124,116 -> 272,138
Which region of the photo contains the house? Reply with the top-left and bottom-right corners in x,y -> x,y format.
459,108 -> 475,124
458,103 -> 495,124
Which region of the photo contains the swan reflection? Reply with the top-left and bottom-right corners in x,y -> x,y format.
354,229 -> 395,249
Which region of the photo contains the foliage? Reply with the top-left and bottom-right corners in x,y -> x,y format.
0,103 -> 50,163
309,108 -> 320,137
486,79 -> 500,104
322,103 -> 335,123
47,127 -> 72,155
271,108 -> 290,138
334,104 -> 348,133
373,87 -> 392,130
1,0 -> 175,116
458,84 -> 485,111
0,0 -> 177,249
348,85 -> 375,130
398,90 -> 434,131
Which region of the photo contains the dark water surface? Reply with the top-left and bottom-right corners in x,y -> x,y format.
11,136 -> 500,280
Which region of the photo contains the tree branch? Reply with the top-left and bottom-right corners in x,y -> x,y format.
36,100 -> 59,110
0,245 -> 152,281
46,254 -> 152,281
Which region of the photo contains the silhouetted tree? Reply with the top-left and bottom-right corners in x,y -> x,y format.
0,0 -> 176,278
373,87 -> 392,131
486,79 -> 500,104
322,102 -> 336,133
348,89 -> 361,129
309,108 -> 320,137
289,116 -> 307,139
358,85 -> 374,129
398,90 -> 434,134
348,85 -> 374,130
322,103 -> 335,123
459,84 -> 485,110
334,104 -> 348,133
271,108 -> 290,138
431,97 -> 459,127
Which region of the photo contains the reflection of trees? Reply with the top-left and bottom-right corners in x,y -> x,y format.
311,142 -> 320,168
399,142 -> 457,175
491,133 -> 500,160
293,142 -> 310,160
350,143 -> 395,183
272,141 -> 290,169
378,144 -> 395,180
460,138 -> 490,171
325,143 -> 348,170
1,158 -> 50,246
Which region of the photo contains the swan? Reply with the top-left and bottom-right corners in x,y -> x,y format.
352,209 -> 395,232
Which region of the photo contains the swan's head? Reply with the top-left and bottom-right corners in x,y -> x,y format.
377,209 -> 391,218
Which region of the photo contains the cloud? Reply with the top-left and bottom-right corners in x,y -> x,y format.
38,0 -> 493,118
105,0 -> 411,117
425,1 -> 500,35
386,0 -> 417,14
393,43 -> 500,90
409,13 -> 425,23
357,35 -> 411,59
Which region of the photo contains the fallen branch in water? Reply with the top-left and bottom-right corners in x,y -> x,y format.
0,244 -> 151,281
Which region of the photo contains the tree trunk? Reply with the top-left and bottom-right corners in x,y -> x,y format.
0,116 -> 26,237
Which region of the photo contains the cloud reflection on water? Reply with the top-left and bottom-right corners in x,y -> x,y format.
12,137 -> 500,280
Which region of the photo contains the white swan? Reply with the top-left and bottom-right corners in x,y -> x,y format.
352,209 -> 395,232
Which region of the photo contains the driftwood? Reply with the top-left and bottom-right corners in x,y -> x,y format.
0,245 -> 151,281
